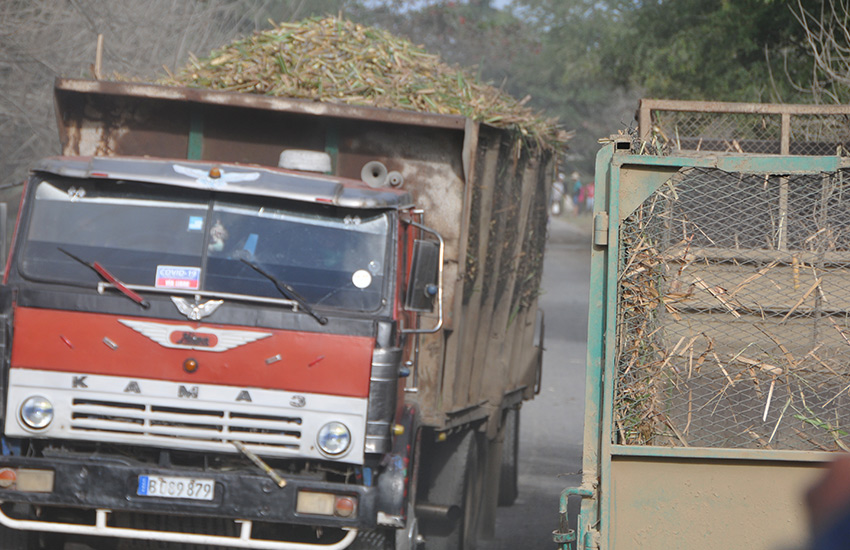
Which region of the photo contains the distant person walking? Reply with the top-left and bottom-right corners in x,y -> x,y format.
550,172 -> 566,216
583,180 -> 594,213
571,171 -> 582,215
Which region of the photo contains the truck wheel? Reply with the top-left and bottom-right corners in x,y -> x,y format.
0,525 -> 31,550
420,430 -> 482,550
497,407 -> 520,506
350,528 -> 393,549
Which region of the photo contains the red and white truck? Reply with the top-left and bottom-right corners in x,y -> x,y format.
0,79 -> 552,549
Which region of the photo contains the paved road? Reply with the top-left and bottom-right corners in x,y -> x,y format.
484,215 -> 591,549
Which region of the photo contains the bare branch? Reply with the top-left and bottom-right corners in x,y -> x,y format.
0,0 -> 282,185
794,0 -> 850,103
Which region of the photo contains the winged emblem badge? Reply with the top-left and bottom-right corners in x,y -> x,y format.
119,319 -> 272,353
173,164 -> 260,188
171,296 -> 223,321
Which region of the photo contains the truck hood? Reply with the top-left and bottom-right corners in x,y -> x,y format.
10,307 -> 373,398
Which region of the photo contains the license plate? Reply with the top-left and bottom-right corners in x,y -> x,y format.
137,475 -> 215,501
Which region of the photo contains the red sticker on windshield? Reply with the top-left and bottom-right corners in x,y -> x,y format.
156,265 -> 201,290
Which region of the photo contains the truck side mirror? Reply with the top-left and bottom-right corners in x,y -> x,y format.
402,221 -> 444,334
405,239 -> 439,312
0,203 -> 7,275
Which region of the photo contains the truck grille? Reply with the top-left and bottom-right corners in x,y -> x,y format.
70,398 -> 302,450
6,369 -> 369,463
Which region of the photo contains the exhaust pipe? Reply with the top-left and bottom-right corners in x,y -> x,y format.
415,502 -> 462,526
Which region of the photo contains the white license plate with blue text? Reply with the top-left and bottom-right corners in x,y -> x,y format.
137,475 -> 215,501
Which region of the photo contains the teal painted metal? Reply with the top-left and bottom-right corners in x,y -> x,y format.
613,151 -> 846,174
616,165 -> 678,221
553,143 -> 614,550
600,146 -> 622,550
560,487 -> 593,518
582,143 -> 613,545
553,530 -> 575,546
614,153 -> 849,221
559,145 -> 843,549
187,108 -> 204,160
555,487 -> 593,549
611,445 -> 835,462
592,212 -> 608,246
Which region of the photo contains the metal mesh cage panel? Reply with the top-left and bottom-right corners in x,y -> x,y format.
652,111 -> 782,154
650,110 -> 850,156
791,115 -> 850,156
614,167 -> 850,451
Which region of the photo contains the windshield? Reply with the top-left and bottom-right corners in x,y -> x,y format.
20,177 -> 391,312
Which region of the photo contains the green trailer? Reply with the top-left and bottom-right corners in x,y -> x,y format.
556,101 -> 850,549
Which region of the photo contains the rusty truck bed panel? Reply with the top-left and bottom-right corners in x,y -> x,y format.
54,78 -> 550,430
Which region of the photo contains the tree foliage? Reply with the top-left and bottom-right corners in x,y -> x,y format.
499,0 -> 823,171
0,0 -> 842,182
0,0 -> 353,186
599,0 -> 818,102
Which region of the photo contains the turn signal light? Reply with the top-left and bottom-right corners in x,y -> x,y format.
183,358 -> 199,373
334,496 -> 356,518
0,468 -> 54,492
296,491 -> 358,518
0,468 -> 15,488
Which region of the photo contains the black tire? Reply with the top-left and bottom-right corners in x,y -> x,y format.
420,430 -> 482,550
497,407 -> 519,507
350,528 -> 394,550
0,525 -> 30,550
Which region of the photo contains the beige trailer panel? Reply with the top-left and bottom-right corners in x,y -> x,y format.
611,457 -> 823,550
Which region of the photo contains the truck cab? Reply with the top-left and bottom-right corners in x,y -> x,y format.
0,153 -> 436,548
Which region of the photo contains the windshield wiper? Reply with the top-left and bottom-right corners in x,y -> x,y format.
240,258 -> 328,325
58,247 -> 150,309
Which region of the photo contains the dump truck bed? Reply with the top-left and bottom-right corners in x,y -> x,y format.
54,78 -> 551,430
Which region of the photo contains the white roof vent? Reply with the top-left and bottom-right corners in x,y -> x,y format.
278,150 -> 332,173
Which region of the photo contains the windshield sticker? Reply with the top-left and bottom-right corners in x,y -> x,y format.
156,266 -> 201,290
187,216 -> 204,231
352,269 -> 372,289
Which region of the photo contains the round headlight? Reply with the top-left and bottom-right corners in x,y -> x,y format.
317,422 -> 351,456
20,395 -> 54,430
